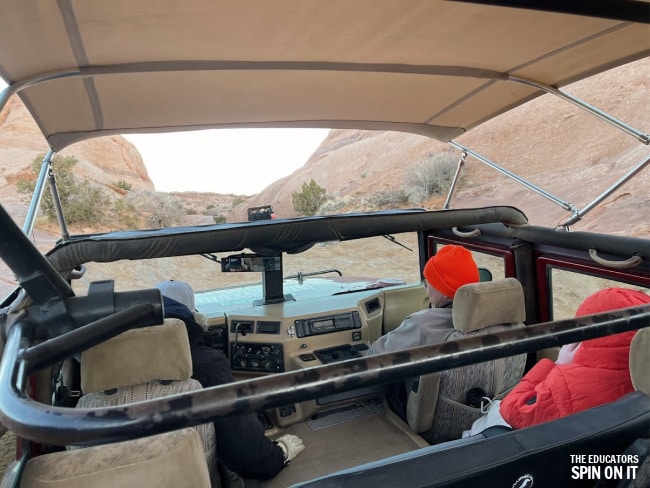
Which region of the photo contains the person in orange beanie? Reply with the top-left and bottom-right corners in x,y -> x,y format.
498,287 -> 650,429
368,245 -> 480,355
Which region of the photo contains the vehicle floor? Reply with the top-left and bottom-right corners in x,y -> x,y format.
246,398 -> 428,488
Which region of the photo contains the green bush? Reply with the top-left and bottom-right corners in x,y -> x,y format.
292,179 -> 327,216
17,155 -> 109,225
231,196 -> 246,208
112,179 -> 133,191
213,214 -> 227,224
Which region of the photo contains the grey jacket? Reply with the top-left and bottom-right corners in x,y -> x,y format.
368,305 -> 463,355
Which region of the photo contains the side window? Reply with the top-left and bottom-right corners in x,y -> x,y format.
550,268 -> 649,320
471,252 -> 505,281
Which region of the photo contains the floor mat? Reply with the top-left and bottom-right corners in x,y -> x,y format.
306,399 -> 385,430
245,402 -> 427,488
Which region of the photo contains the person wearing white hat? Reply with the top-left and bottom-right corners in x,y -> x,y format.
155,280 -> 305,481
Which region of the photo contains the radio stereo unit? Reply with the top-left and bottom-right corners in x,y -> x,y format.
294,312 -> 361,338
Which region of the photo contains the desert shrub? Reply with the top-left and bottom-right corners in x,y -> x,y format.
405,152 -> 458,202
292,179 -> 327,216
17,155 -> 109,225
112,198 -> 139,229
64,180 -> 111,225
112,179 -> 133,191
213,214 -> 227,224
318,195 -> 356,214
370,189 -> 411,208
125,190 -> 184,228
231,197 -> 246,208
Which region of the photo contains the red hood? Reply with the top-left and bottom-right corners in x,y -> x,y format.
574,330 -> 636,370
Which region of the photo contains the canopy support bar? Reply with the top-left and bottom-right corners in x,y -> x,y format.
510,75 -> 650,145
22,151 -> 70,242
562,154 -> 650,228
443,150 -> 467,209
448,141 -> 578,213
23,151 -> 55,238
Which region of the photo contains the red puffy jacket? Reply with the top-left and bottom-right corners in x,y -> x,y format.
499,330 -> 636,429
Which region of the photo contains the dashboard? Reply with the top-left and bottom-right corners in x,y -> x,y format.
197,289 -> 385,374
194,281 -> 428,425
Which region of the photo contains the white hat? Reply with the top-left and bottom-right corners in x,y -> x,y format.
155,280 -> 195,311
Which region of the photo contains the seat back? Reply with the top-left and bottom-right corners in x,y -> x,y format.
21,428 -> 211,488
406,278 -> 527,443
381,283 -> 430,335
74,318 -> 218,485
629,327 -> 650,394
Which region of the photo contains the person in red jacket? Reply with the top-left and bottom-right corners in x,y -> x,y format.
498,287 -> 650,429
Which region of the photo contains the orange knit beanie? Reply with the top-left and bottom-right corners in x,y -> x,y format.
423,245 -> 479,299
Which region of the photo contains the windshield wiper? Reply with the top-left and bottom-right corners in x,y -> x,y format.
200,253 -> 220,263
383,234 -> 412,251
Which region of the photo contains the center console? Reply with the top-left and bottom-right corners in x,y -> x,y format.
314,343 -> 369,364
230,342 -> 285,372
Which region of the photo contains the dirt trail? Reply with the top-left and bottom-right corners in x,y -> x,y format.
0,432 -> 15,480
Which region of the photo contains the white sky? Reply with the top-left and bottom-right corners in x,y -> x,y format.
124,129 -> 329,195
1,78 -> 328,195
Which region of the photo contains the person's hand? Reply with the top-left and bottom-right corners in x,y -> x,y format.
275,434 -> 305,464
556,342 -> 580,365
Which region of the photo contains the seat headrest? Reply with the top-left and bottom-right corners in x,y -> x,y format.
80,318 -> 193,394
629,328 -> 650,394
452,278 -> 526,333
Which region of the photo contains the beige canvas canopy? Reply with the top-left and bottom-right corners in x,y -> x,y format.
0,0 -> 648,151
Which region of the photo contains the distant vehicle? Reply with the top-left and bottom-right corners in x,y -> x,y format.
248,205 -> 275,221
0,2 -> 648,488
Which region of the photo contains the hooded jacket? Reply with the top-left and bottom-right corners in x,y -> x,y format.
499,330 -> 637,429
499,287 -> 650,429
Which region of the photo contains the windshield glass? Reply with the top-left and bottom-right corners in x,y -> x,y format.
70,233 -> 422,308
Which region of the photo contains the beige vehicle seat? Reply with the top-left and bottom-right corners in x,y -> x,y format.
74,318 -> 217,484
629,327 -> 650,474
406,278 -> 527,444
19,428 -> 211,488
629,327 -> 650,395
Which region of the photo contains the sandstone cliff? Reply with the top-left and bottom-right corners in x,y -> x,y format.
2,59 -> 648,236
0,96 -> 154,224
234,58 -> 649,236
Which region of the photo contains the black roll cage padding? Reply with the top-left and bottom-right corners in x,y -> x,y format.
0,204 -> 73,305
43,207 -> 529,275
21,302 -> 163,373
14,280 -> 165,344
0,305 -> 648,447
60,283 -> 164,338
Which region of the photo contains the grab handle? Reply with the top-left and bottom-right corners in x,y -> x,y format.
589,249 -> 642,269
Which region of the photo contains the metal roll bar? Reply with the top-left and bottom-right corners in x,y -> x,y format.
1,305 -> 648,446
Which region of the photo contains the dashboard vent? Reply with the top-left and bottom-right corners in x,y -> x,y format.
257,321 -> 281,334
231,320 -> 254,334
365,298 -> 381,314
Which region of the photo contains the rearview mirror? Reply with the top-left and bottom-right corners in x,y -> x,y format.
221,254 -> 281,272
